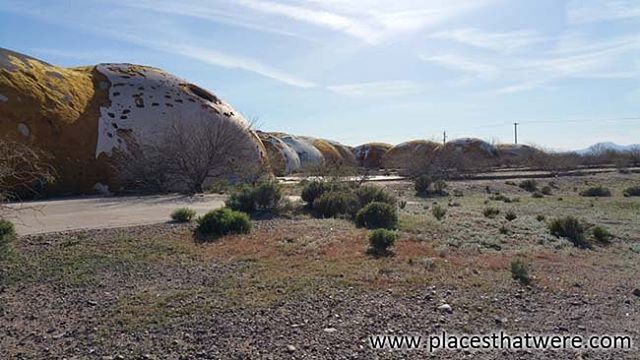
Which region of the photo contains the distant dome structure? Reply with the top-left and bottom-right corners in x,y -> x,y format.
274,133 -> 324,169
353,143 -> 392,169
257,131 -> 301,176
382,140 -> 441,171
496,144 -> 543,166
0,48 -> 266,194
326,140 -> 357,167
443,138 -> 498,157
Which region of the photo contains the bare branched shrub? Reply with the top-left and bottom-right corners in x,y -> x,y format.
113,116 -> 265,193
0,138 -> 55,214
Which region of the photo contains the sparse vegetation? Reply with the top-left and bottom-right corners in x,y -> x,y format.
504,210 -> 517,221
355,185 -> 396,207
356,202 -> 398,229
195,208 -> 252,239
0,219 -> 16,257
623,186 -> 640,197
518,179 -> 538,192
592,226 -> 613,244
170,208 -> 197,222
226,181 -> 282,213
414,174 -> 432,196
368,229 -> 398,255
580,185 -> 612,197
313,192 -> 359,218
510,259 -> 531,285
433,179 -> 448,195
483,207 -> 500,219
301,180 -> 336,204
548,216 -> 588,248
431,204 -> 447,221
536,214 -> 546,222
540,186 -> 552,195
531,191 -> 544,198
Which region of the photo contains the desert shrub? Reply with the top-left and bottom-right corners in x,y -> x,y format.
195,208 -> 251,239
499,224 -> 509,234
510,259 -> 531,285
414,175 -> 432,196
301,180 -> 333,204
592,226 -> 613,244
623,186 -> 640,197
226,181 -> 282,213
171,207 -> 196,222
580,186 -> 611,197
356,202 -> 398,229
531,191 -> 544,198
355,185 -> 396,207
483,207 -> 500,219
368,229 -> 398,255
431,204 -> 447,221
504,210 -> 517,221
548,216 -> 588,248
399,200 -> 407,209
0,219 -> 16,256
453,189 -> 464,197
433,180 -> 448,195
518,179 -> 538,192
252,181 -> 282,211
536,214 -> 546,222
540,186 -> 552,195
226,185 -> 257,213
313,192 -> 359,218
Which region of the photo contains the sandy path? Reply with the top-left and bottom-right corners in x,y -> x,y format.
5,194 -> 227,235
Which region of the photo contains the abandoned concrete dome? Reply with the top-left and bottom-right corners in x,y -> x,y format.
443,138 -> 498,158
353,142 -> 393,169
256,131 -> 301,176
272,133 -> 324,169
382,140 -> 442,170
0,48 -> 266,194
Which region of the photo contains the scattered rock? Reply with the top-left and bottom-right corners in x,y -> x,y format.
286,345 -> 296,352
633,289 -> 640,297
323,327 -> 337,333
437,304 -> 452,313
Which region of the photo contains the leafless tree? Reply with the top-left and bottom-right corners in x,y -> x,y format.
114,115 -> 266,193
0,138 -> 55,215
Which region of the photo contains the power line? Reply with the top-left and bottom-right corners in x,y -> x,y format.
472,116 -> 640,129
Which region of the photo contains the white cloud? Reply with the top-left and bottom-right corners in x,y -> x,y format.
420,54 -> 500,78
431,28 -> 544,52
567,0 -> 640,24
327,80 -> 425,97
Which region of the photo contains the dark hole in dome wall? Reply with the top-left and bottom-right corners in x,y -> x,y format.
187,84 -> 220,103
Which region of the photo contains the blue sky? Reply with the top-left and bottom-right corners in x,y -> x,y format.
1,0 -> 638,150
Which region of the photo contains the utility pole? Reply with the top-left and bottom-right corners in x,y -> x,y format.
443,130 -> 447,145
513,122 -> 519,144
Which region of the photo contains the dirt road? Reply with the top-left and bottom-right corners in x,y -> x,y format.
5,194 -> 227,235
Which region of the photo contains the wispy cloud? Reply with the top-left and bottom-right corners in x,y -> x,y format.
423,32 -> 640,93
420,54 -> 500,79
567,0 -> 640,24
327,80 -> 425,98
431,28 -> 544,52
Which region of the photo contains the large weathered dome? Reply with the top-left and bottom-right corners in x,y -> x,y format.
382,140 -> 442,170
0,48 -> 266,194
353,142 -> 392,169
256,131 -> 301,176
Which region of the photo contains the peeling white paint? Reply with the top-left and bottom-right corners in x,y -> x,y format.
17,123 -> 30,137
95,64 -> 258,161
276,134 -> 324,168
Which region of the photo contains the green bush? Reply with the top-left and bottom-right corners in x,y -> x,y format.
580,186 -> 611,197
252,181 -> 282,211
355,185 -> 396,207
431,204 -> 447,221
414,175 -> 432,195
226,185 -> 256,213
540,186 -> 552,195
504,210 -> 517,222
1,219 -> 16,256
536,214 -> 546,222
171,207 -> 197,222
548,216 -> 588,248
592,226 -> 613,244
356,202 -> 398,229
226,181 -> 282,213
368,229 -> 398,255
301,180 -> 333,204
518,179 -> 538,192
313,192 -> 359,218
623,186 -> 640,197
483,207 -> 500,219
195,208 -> 252,239
531,191 -> 544,198
510,259 -> 531,285
433,180 -> 448,195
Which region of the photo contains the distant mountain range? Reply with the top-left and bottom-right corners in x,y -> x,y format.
576,142 -> 640,155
